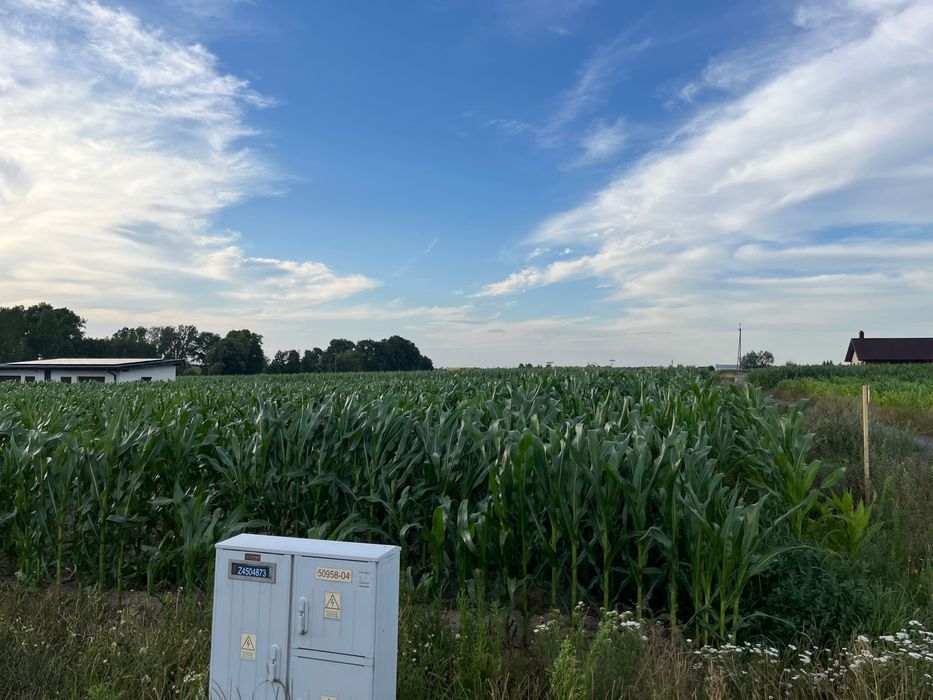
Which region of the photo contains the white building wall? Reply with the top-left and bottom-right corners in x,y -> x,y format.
0,369 -> 41,382
51,369 -> 113,383
1,364 -> 176,383
116,365 -> 176,382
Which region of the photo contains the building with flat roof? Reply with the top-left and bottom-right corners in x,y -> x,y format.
0,358 -> 180,383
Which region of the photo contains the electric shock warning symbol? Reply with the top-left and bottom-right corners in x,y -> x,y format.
324,591 -> 342,620
240,633 -> 257,660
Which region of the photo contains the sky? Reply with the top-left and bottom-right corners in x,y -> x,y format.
1,0 -> 932,367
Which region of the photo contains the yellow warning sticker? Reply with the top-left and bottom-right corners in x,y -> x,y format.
324,591 -> 342,620
240,633 -> 257,660
321,696 -> 337,700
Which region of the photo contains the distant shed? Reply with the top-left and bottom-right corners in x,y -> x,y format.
845,331 -> 933,364
0,358 -> 180,383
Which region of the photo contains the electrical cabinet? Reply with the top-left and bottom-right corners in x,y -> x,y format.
209,534 -> 400,700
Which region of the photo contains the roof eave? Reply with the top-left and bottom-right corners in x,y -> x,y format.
844,340 -> 856,363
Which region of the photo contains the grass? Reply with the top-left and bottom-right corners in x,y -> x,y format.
805,398 -> 933,616
750,363 -> 933,435
2,586 -> 930,699
0,585 -> 210,699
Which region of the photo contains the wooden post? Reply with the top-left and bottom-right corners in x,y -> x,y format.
862,384 -> 871,503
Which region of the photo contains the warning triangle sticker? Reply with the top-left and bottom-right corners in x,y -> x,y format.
241,636 -> 255,651
326,594 -> 340,610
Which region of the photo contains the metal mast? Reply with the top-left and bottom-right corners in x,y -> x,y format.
736,323 -> 742,370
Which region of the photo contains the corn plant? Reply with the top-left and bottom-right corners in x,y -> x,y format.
0,367 -> 848,643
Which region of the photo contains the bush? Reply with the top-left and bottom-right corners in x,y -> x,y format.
746,548 -> 908,646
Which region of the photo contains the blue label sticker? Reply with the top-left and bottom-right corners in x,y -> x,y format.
229,560 -> 276,583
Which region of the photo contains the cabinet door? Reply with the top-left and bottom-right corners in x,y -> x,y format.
209,549 -> 291,700
293,556 -> 376,657
290,656 -> 374,700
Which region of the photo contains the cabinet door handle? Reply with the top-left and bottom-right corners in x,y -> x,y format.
267,643 -> 280,682
298,596 -> 308,635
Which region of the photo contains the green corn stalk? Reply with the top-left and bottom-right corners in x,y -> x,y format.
583,430 -> 625,611
645,427 -> 687,631
618,426 -> 661,618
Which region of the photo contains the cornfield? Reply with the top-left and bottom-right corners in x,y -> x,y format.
0,368 -> 840,642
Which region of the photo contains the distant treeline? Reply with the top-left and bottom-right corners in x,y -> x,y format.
267,337 -> 433,374
0,303 -> 433,375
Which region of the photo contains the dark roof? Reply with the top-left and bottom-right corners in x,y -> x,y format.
845,338 -> 933,363
0,357 -> 181,371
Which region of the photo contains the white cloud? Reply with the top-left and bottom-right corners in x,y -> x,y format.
478,0 -> 933,362
574,117 -> 626,165
484,117 -> 533,135
501,0 -> 597,35
538,34 -> 652,147
168,0 -> 250,20
417,314 -> 619,367
0,0 -> 376,328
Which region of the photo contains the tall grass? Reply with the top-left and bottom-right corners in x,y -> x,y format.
750,363 -> 933,434
4,582 -> 928,699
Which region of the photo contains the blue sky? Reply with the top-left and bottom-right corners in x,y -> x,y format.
1,0 -> 932,366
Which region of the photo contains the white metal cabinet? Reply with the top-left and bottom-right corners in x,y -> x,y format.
209,534 -> 400,700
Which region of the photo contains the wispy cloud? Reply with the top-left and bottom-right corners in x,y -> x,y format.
573,116 -> 626,165
0,0 -> 376,325
168,0 -> 252,20
484,117 -> 534,135
538,33 -> 652,147
464,32 -> 649,156
477,0 -> 933,360
461,111 -> 534,138
422,236 -> 440,255
501,0 -> 598,35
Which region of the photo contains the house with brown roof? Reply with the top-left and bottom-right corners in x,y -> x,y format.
845,331 -> 933,364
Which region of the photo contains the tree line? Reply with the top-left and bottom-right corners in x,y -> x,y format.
0,303 -> 433,375
267,336 -> 433,374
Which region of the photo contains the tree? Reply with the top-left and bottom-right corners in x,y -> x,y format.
284,349 -> 301,374
82,327 -> 157,358
740,350 -> 775,369
0,305 -> 28,361
356,339 -> 386,371
267,349 -> 301,374
205,329 -> 266,375
301,348 -> 323,373
21,303 -> 86,359
111,327 -> 158,356
322,339 -> 356,372
381,335 -> 433,371
148,324 -> 202,367
268,350 -> 288,374
193,331 -> 220,367
268,336 -> 433,374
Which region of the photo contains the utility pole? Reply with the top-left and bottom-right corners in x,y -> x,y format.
736,323 -> 742,369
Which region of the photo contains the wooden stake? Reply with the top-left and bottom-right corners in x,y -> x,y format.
862,384 -> 871,503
